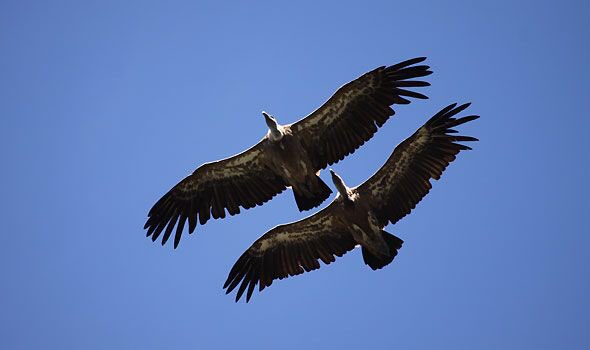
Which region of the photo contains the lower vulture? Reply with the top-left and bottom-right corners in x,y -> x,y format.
224,103 -> 479,302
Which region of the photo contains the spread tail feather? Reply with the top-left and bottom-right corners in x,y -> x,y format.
362,230 -> 404,270
293,176 -> 332,211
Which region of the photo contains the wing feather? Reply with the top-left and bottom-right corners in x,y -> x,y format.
356,103 -> 479,226
223,203 -> 356,302
144,141 -> 287,248
291,57 -> 432,169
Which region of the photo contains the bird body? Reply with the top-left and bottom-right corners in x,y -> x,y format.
330,169 -> 392,259
260,121 -> 332,211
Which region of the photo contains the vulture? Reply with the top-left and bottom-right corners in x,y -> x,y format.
145,57 -> 432,248
224,103 -> 479,302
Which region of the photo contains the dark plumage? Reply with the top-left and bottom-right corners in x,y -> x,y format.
145,57 -> 432,248
224,103 -> 479,302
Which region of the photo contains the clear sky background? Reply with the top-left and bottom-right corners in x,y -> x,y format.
1,1 -> 589,349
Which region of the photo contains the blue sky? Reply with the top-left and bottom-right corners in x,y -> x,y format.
1,0 -> 589,349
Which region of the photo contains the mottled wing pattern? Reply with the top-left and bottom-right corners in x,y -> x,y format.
356,103 -> 479,226
291,57 -> 432,170
144,141 -> 287,248
223,203 -> 356,302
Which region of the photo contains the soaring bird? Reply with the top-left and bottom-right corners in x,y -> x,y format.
144,57 -> 432,248
224,103 -> 479,302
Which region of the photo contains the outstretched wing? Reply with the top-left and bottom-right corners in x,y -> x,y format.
291,57 -> 432,170
223,203 -> 356,302
144,141 -> 287,248
356,103 -> 479,226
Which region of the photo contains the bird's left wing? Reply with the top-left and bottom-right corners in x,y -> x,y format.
144,140 -> 288,248
356,103 -> 479,227
223,202 -> 356,302
290,57 -> 432,170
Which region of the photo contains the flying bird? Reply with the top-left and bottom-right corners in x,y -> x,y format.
144,57 -> 432,248
224,103 -> 479,302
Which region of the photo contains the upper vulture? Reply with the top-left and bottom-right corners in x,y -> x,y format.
224,103 -> 479,302
145,57 -> 432,248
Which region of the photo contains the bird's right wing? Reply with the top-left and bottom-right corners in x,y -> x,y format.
144,140 -> 288,248
290,57 -> 432,170
356,103 -> 479,227
223,202 -> 356,302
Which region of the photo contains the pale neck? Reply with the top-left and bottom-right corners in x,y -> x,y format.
334,179 -> 351,201
268,126 -> 283,142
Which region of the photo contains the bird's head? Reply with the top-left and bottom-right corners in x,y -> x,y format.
329,169 -> 340,184
262,111 -> 278,130
330,169 -> 349,199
